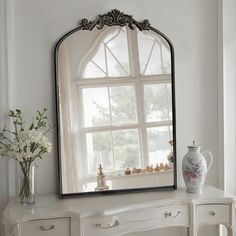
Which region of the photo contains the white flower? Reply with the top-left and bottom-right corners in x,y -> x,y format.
0,109 -> 53,164
7,129 -> 52,162
28,130 -> 43,143
41,136 -> 52,153
46,142 -> 53,153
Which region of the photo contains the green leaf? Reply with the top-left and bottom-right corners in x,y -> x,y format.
23,145 -> 27,152
9,110 -> 16,117
29,122 -> 34,130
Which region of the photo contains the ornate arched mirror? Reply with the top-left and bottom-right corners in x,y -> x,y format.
55,9 -> 176,197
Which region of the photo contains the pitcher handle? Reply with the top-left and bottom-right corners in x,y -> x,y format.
202,151 -> 213,171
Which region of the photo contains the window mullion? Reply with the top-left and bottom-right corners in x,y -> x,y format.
160,43 -> 164,73
108,87 -> 113,125
72,74 -> 171,86
127,27 -> 148,168
135,80 -> 149,168
127,28 -> 149,169
145,120 -> 172,128
104,43 -> 108,77
77,86 -> 89,177
108,87 -> 116,171
127,27 -> 140,77
111,131 -> 116,172
165,84 -> 171,121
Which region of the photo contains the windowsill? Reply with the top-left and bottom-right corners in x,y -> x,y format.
106,169 -> 173,180
81,169 -> 173,182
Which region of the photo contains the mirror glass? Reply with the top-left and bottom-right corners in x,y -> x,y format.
55,10 -> 176,196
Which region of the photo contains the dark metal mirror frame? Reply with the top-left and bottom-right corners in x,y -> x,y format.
54,9 -> 177,198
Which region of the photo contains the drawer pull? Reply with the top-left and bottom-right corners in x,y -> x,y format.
40,225 -> 56,231
209,211 -> 216,217
95,220 -> 120,229
165,210 -> 181,218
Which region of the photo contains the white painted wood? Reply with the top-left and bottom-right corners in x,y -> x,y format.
222,0 -> 236,196
83,204 -> 188,236
196,204 -> 230,225
20,218 -> 70,236
1,186 -> 236,236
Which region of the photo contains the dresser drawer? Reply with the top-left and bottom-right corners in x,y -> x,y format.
20,218 -> 70,236
83,204 -> 189,236
196,204 -> 231,225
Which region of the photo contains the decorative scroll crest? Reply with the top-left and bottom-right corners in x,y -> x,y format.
80,9 -> 150,31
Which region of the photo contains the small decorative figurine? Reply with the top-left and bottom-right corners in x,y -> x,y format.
164,163 -> 170,170
148,165 -> 154,172
132,167 -> 138,174
95,164 -> 109,191
125,168 -> 131,175
159,163 -> 165,170
182,141 -> 213,193
154,164 -> 160,172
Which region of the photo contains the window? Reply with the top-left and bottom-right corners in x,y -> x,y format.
73,26 -> 172,177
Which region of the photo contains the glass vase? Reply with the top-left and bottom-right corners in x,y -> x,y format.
18,162 -> 36,205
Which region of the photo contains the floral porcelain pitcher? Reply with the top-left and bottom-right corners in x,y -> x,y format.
182,141 -> 213,193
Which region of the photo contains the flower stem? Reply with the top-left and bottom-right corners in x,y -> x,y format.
18,162 -> 34,204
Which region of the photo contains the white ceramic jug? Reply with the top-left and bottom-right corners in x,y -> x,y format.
182,141 -> 213,193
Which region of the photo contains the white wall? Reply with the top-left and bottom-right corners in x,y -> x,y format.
11,0 -> 219,193
217,0 -> 236,196
3,0 -> 220,235
0,0 -> 10,233
1,0 -> 218,235
221,0 -> 236,195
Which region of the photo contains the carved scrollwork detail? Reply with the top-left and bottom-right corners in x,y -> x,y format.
80,9 -> 150,31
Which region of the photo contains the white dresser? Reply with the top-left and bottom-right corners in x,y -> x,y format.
1,186 -> 236,236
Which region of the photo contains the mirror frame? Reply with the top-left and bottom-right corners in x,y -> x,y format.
54,9 -> 177,198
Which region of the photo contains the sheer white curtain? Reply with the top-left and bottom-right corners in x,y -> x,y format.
0,0 -> 9,230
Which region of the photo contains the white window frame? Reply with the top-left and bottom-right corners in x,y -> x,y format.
72,26 -> 173,178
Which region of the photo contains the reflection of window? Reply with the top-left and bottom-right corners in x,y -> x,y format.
74,26 -> 172,176
82,86 -> 137,127
138,31 -> 171,75
144,84 -> 172,122
83,28 -> 130,78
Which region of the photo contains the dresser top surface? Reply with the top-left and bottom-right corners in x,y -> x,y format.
2,186 -> 235,224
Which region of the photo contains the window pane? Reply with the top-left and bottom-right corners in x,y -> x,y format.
110,86 -> 137,125
162,44 -> 171,74
86,131 -> 113,175
83,27 -> 130,78
147,126 -> 173,166
82,87 -> 110,127
113,129 -> 141,170
144,84 -> 170,122
138,30 -> 171,75
83,61 -> 106,78
143,43 -> 162,75
106,28 -> 130,77
83,45 -> 106,78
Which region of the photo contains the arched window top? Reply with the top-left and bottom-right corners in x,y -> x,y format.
80,26 -> 171,79
137,30 -> 171,75
81,27 -> 131,79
